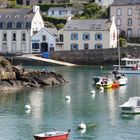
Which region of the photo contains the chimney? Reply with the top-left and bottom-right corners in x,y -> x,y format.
33,5 -> 40,13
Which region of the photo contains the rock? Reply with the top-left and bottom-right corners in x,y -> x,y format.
0,56 -> 67,91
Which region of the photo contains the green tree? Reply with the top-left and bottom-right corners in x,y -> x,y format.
82,2 -> 101,18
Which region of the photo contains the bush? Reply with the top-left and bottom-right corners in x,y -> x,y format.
119,38 -> 127,47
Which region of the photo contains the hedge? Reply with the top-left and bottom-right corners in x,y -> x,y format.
43,16 -> 67,25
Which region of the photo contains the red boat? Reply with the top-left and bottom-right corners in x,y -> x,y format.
34,129 -> 70,140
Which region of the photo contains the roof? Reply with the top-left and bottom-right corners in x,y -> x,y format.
0,8 -> 34,22
63,19 -> 111,31
111,0 -> 140,6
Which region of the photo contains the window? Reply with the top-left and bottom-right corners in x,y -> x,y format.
38,0 -> 42,4
42,35 -> 46,41
95,33 -> 102,40
16,22 -> 21,28
2,32 -> 7,41
7,22 -> 12,29
12,33 -> 16,41
32,43 -> 39,50
83,33 -> 90,40
128,8 -> 133,16
116,18 -> 121,26
95,44 -> 102,49
138,29 -> 140,37
128,18 -> 132,26
60,34 -> 63,42
127,28 -> 132,37
84,43 -> 89,50
116,8 -> 121,16
71,43 -> 78,50
71,33 -> 78,40
0,22 -> 3,28
52,10 -> 54,15
26,22 -> 31,28
59,11 -> 62,15
3,22 -> 7,28
21,33 -> 26,41
26,0 -> 30,5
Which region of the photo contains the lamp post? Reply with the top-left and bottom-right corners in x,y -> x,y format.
117,29 -> 121,70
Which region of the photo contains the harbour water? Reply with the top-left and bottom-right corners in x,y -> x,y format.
0,66 -> 140,140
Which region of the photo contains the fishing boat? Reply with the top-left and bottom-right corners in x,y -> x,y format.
34,129 -> 70,140
114,57 -> 140,74
119,97 -> 140,114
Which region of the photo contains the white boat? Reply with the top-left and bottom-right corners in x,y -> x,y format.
114,57 -> 140,74
119,97 -> 140,114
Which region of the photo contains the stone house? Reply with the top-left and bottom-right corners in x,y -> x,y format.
31,27 -> 57,53
110,0 -> 140,38
95,0 -> 114,7
56,17 -> 117,51
0,6 -> 44,54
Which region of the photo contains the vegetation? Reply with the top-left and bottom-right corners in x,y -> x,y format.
119,38 -> 127,47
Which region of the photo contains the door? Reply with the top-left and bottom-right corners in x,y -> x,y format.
41,43 -> 48,52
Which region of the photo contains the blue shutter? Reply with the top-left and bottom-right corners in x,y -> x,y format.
76,33 -> 78,40
76,44 -> 78,50
83,33 -> 85,40
88,33 -> 90,40
71,44 -> 73,50
100,44 -> 103,49
95,34 -> 97,40
94,44 -> 96,49
100,34 -> 102,40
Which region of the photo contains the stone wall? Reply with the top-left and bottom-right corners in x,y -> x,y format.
50,46 -> 140,65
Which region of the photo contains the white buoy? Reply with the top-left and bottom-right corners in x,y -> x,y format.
65,95 -> 71,100
100,66 -> 103,69
91,90 -> 95,94
78,121 -> 86,129
99,86 -> 104,91
25,104 -> 31,110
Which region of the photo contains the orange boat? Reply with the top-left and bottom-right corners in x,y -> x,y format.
34,129 -> 70,140
112,82 -> 119,88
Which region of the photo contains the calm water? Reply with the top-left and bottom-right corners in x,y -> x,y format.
0,66 -> 140,140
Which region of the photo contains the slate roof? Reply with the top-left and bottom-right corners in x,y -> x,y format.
0,8 -> 34,22
111,0 -> 140,6
63,19 -> 111,31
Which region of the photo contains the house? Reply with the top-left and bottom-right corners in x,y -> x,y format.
95,0 -> 114,7
48,7 -> 80,19
56,17 -> 117,51
16,0 -> 68,5
31,27 -> 57,53
110,0 -> 140,38
0,6 -> 44,54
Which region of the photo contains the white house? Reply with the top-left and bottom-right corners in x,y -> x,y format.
95,0 -> 114,7
56,17 -> 117,51
31,27 -> 57,53
48,7 -> 78,18
0,5 -> 44,54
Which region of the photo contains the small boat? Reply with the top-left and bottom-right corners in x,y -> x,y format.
96,78 -> 113,89
34,129 -> 70,140
114,57 -> 140,74
78,121 -> 86,129
93,76 -> 102,84
119,97 -> 140,114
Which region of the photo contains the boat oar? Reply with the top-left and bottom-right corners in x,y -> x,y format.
87,123 -> 96,128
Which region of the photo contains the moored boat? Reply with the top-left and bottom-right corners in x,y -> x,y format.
114,57 -> 140,74
34,129 -> 70,140
119,97 -> 140,114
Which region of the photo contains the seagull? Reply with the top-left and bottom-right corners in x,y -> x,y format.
78,121 -> 86,129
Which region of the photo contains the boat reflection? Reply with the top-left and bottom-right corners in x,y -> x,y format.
120,114 -> 140,120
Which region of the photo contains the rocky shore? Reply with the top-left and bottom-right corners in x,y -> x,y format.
0,56 -> 67,91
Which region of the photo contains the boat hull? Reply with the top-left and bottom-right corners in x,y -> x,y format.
34,134 -> 69,140
120,107 -> 140,114
118,70 -> 140,74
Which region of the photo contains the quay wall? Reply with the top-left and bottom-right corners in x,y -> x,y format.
50,46 -> 140,65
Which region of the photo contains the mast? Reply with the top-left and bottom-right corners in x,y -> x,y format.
117,29 -> 121,70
